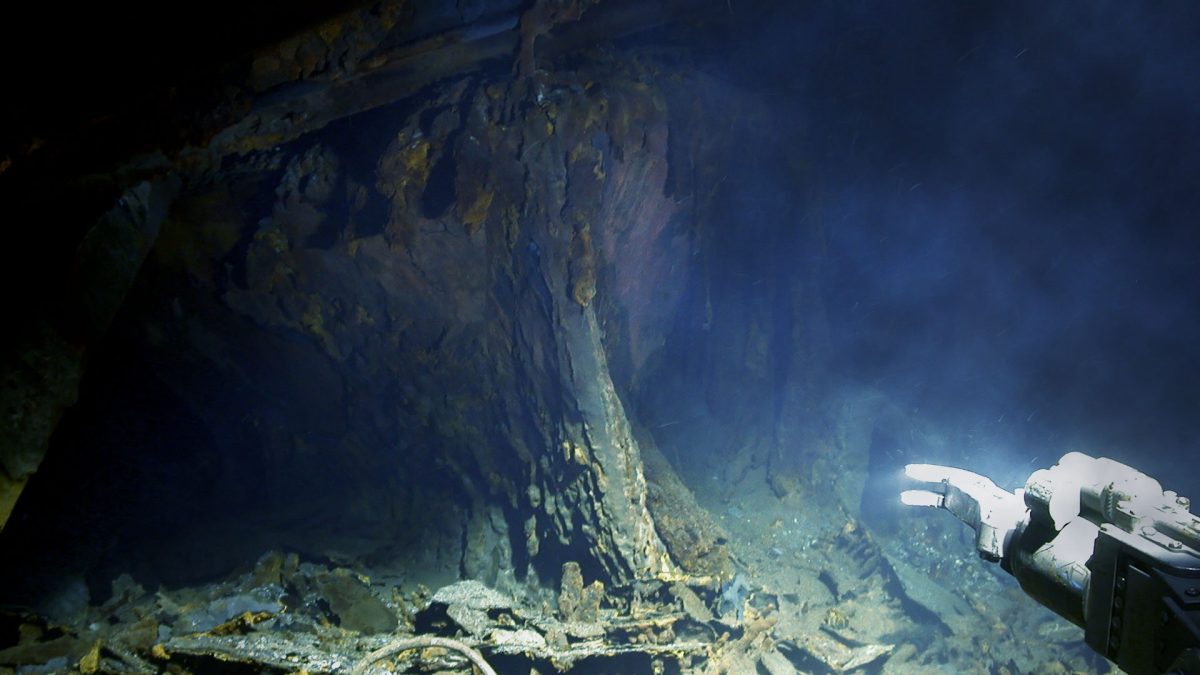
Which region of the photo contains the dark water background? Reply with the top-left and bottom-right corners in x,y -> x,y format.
704,0 -> 1200,495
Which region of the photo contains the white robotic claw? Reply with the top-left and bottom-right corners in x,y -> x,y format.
902,463 -> 1028,562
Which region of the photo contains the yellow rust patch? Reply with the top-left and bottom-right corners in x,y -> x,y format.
378,137 -> 434,206
207,611 -> 274,636
300,296 -> 344,360
78,640 -> 102,673
255,227 -> 289,254
568,143 -> 606,181
461,187 -> 494,233
353,304 -> 376,326
562,440 -> 590,465
570,228 -> 597,307
402,139 -> 432,177
317,20 -> 344,45
0,472 -> 28,533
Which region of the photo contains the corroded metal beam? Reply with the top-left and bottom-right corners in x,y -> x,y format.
210,0 -> 722,157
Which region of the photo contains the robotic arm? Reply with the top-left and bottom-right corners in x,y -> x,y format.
903,452 -> 1200,674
